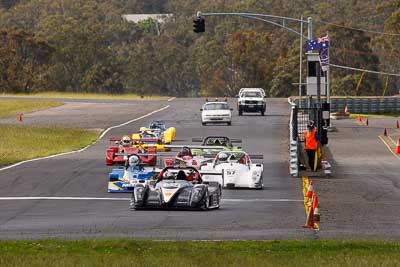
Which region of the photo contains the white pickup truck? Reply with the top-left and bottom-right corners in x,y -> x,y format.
237,88 -> 266,116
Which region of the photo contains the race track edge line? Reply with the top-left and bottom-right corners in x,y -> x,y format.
0,197 -> 303,202
0,105 -> 170,172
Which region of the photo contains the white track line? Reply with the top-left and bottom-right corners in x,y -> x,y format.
0,197 -> 303,202
0,105 -> 170,172
167,97 -> 176,102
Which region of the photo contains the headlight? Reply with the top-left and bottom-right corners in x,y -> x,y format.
227,170 -> 236,175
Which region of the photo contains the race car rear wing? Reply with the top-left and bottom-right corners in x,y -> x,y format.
115,153 -> 157,157
164,145 -> 226,150
132,138 -> 162,143
109,137 -> 162,143
249,155 -> 264,160
191,137 -> 242,143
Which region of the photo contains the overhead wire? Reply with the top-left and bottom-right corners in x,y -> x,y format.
316,20 -> 400,37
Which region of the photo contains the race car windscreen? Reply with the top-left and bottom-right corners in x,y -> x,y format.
203,103 -> 230,110
243,91 -> 262,98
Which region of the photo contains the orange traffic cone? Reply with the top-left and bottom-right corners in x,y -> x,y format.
303,194 -> 315,229
396,138 -> 400,155
214,97 -> 219,101
306,180 -> 314,198
312,194 -> 320,223
384,128 -> 388,136
365,117 -> 369,126
396,120 -> 399,129
357,114 -> 362,123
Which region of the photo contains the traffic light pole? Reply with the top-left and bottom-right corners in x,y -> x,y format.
197,11 -> 313,107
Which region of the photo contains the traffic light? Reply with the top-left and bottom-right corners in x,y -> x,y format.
193,17 -> 205,33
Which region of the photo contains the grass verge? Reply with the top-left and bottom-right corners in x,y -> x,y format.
349,112 -> 400,119
1,92 -> 169,101
0,124 -> 99,166
0,240 -> 399,267
0,99 -> 63,119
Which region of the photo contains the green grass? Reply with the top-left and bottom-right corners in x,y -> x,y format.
0,240 -> 399,267
1,92 -> 170,101
349,112 -> 400,118
0,124 -> 99,166
0,99 -> 63,119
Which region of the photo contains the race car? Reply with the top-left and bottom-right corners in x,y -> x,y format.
133,121 -> 176,144
130,166 -> 222,210
191,136 -> 242,157
163,145 -> 225,168
106,136 -> 157,166
146,120 -> 176,144
201,150 -> 264,189
108,154 -> 157,193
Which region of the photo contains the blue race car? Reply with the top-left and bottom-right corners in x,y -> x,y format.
137,120 -> 176,144
108,154 -> 156,193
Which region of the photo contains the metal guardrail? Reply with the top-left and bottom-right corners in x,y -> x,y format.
288,98 -> 299,177
297,97 -> 400,114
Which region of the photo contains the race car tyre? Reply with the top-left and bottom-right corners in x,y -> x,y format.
227,121 -> 232,126
261,110 -> 265,116
202,122 -> 206,126
257,177 -> 264,190
201,191 -> 210,210
238,109 -> 243,116
129,194 -> 136,210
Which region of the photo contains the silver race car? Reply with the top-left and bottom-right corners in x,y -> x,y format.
130,166 -> 222,210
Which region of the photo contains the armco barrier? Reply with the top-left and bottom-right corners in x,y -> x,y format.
296,97 -> 400,114
288,98 -> 299,177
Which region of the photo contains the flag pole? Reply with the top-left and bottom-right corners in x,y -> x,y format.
326,31 -> 330,104
299,15 -> 304,108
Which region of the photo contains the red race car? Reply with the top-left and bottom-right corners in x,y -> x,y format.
106,135 -> 157,166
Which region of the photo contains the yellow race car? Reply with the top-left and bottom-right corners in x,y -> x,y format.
132,120 -> 176,144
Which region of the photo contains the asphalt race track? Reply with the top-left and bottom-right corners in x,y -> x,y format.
0,98 -> 318,239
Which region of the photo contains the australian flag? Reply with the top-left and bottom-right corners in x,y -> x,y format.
306,35 -> 330,71
305,36 -> 330,52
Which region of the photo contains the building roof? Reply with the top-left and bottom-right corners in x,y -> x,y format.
122,14 -> 173,23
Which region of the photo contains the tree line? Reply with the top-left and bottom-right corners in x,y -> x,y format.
0,0 -> 399,97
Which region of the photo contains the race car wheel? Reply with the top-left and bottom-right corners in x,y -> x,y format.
261,110 -> 265,116
238,110 -> 243,116
201,191 -> 210,210
129,193 -> 136,210
227,121 -> 232,126
257,177 -> 264,190
202,122 -> 206,126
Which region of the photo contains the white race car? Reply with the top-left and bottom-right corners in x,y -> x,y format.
201,101 -> 232,126
201,150 -> 264,189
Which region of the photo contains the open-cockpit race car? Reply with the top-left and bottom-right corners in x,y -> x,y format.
201,150 -> 264,189
191,136 -> 242,157
132,121 -> 176,144
106,135 -> 157,166
162,145 -> 226,169
108,154 -> 157,193
130,166 -> 222,210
